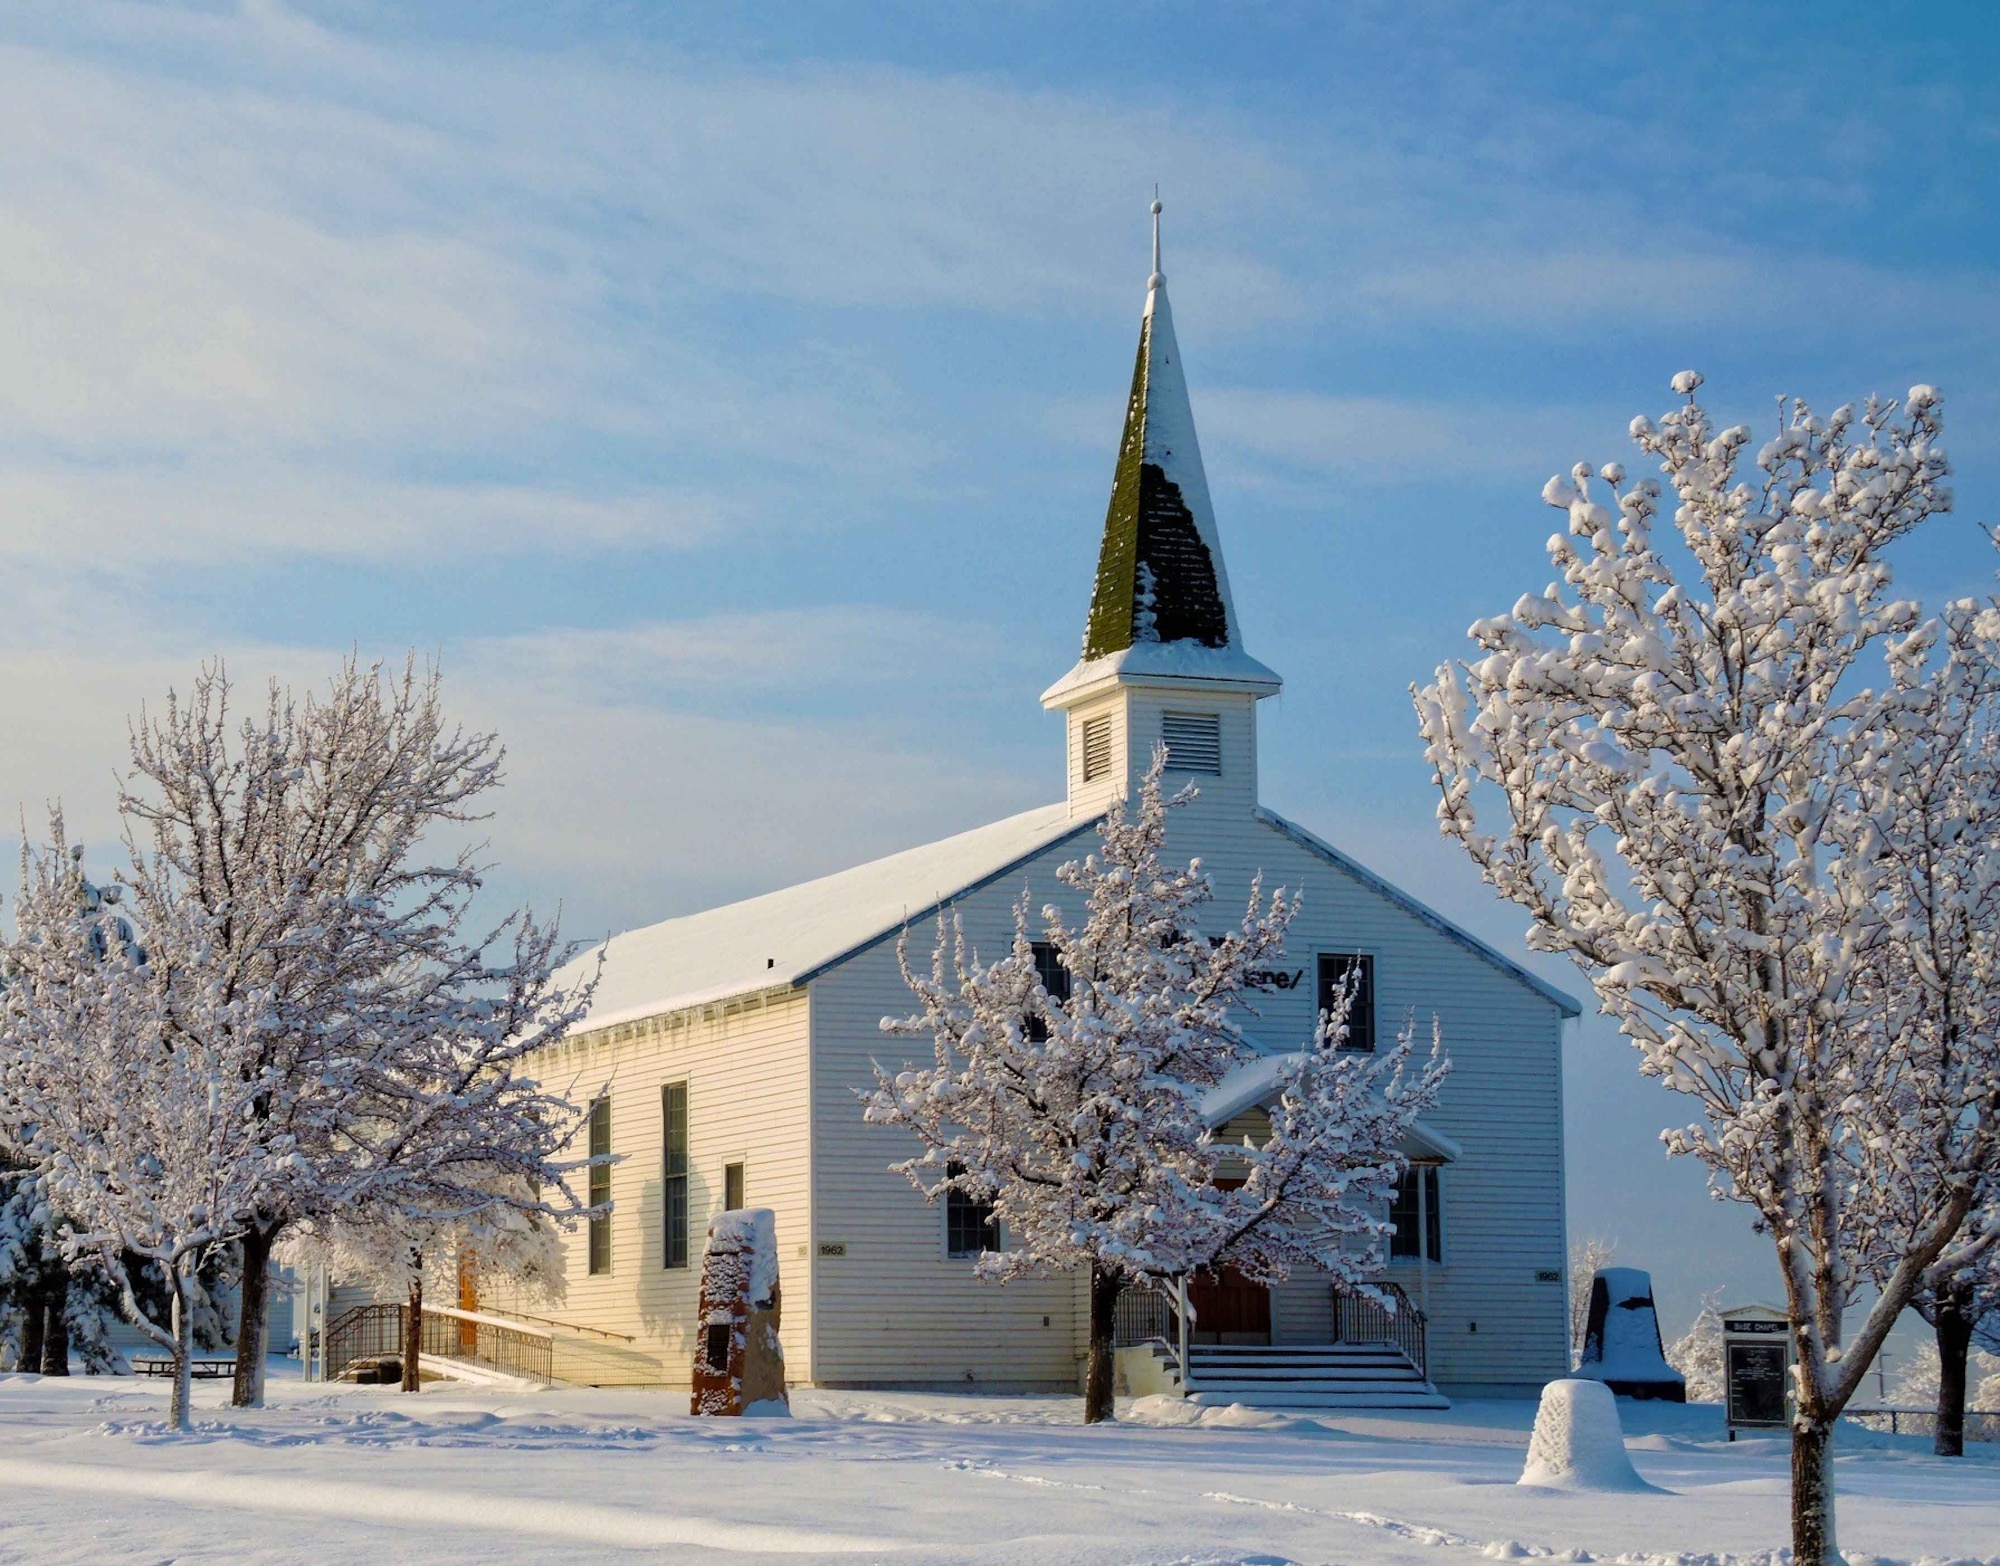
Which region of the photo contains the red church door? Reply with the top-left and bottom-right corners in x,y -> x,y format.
1189,1267 -> 1272,1344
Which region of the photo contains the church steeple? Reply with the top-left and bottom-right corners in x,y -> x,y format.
1044,201 -> 1280,816
1080,197 -> 1242,660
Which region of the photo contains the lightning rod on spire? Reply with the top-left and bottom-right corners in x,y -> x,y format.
1149,188 -> 1164,288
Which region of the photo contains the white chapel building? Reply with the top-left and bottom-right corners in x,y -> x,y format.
510,222 -> 1580,1402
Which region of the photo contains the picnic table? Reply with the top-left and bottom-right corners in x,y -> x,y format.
132,1357 -> 236,1379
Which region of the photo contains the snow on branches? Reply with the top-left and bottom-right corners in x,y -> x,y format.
1414,374 -> 1995,1563
1,816 -> 283,1427
111,657 -> 597,1407
867,751 -> 1445,1421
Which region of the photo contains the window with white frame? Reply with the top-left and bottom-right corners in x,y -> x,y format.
1317,953 -> 1377,1052
661,1083 -> 688,1270
944,1162 -> 998,1259
587,1096 -> 613,1275
1388,1165 -> 1443,1263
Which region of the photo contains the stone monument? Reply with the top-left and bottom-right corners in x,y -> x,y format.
1575,1266 -> 1686,1401
691,1207 -> 789,1416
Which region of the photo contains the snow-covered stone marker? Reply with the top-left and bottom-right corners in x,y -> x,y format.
691,1208 -> 789,1417
1573,1267 -> 1686,1402
1517,1379 -> 1656,1492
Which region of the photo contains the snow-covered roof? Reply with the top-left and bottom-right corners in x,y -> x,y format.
1200,1050 -> 1464,1164
1040,640 -> 1281,709
558,803 -> 1100,1031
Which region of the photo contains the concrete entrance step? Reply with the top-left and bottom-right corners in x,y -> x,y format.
1183,1342 -> 1449,1411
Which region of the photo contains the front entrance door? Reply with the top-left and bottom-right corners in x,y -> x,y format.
1189,1267 -> 1272,1344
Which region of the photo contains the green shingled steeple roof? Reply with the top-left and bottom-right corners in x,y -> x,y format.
1081,202 -> 1240,661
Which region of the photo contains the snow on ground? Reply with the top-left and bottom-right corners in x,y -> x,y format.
0,1367 -> 1994,1565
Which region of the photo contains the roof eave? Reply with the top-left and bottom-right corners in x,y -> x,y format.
1254,806 -> 1583,1019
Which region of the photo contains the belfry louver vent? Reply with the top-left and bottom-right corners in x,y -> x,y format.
1161,711 -> 1221,775
1081,714 -> 1114,783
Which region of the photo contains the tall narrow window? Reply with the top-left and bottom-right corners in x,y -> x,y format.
723,1162 -> 746,1212
1026,940 -> 1072,1042
1161,711 -> 1222,775
944,1161 -> 998,1259
1081,714 -> 1113,783
587,1097 -> 612,1276
1316,953 -> 1376,1052
1389,1166 -> 1443,1263
662,1083 -> 688,1270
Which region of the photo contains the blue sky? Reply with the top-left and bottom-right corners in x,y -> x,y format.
2,0 -> 1995,1348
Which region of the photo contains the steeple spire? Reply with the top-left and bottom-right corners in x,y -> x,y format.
1043,199 -> 1279,721
1072,198 -> 1262,666
1042,199 -> 1279,813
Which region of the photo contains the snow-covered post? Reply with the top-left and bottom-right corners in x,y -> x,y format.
1415,374 -> 1996,1566
868,753 -> 1444,1423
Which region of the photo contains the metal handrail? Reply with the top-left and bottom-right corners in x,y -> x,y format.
320,1301 -> 556,1385
1110,1281 -> 1198,1392
1844,1405 -> 2000,1440
468,1303 -> 636,1344
1331,1278 -> 1428,1379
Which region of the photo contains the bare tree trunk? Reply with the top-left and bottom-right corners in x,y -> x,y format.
1084,1265 -> 1121,1425
401,1274 -> 422,1393
39,1269 -> 69,1376
1934,1284 -> 1974,1459
231,1224 -> 277,1409
20,1285 -> 46,1374
168,1268 -> 193,1432
1790,1418 -> 1838,1566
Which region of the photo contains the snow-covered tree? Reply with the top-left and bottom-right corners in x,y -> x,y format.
1414,374 -> 1996,1566
1840,594 -> 2000,1456
0,1152 -> 135,1375
1666,1290 -> 1727,1405
0,816 -> 282,1427
868,753 -> 1447,1423
1888,1334 -> 2000,1417
1568,1233 -> 1617,1367
115,657 -> 595,1408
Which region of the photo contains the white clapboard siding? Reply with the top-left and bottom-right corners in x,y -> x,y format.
806,794 -> 1570,1395
809,895 -> 1093,1391
504,985 -> 814,1386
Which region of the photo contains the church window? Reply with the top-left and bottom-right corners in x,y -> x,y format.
1389,1166 -> 1443,1263
662,1083 -> 688,1269
1026,940 -> 1071,1042
1161,711 -> 1222,774
944,1162 -> 998,1259
1081,714 -> 1113,783
1317,953 -> 1376,1052
587,1096 -> 612,1275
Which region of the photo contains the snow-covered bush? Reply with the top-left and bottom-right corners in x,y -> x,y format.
1567,1234 -> 1616,1367
1667,1294 -> 1726,1405
1519,1378 -> 1651,1491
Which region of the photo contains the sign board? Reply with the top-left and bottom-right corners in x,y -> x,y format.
1721,1305 -> 1792,1437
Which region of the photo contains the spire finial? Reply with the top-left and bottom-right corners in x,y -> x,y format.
1149,187 -> 1164,289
